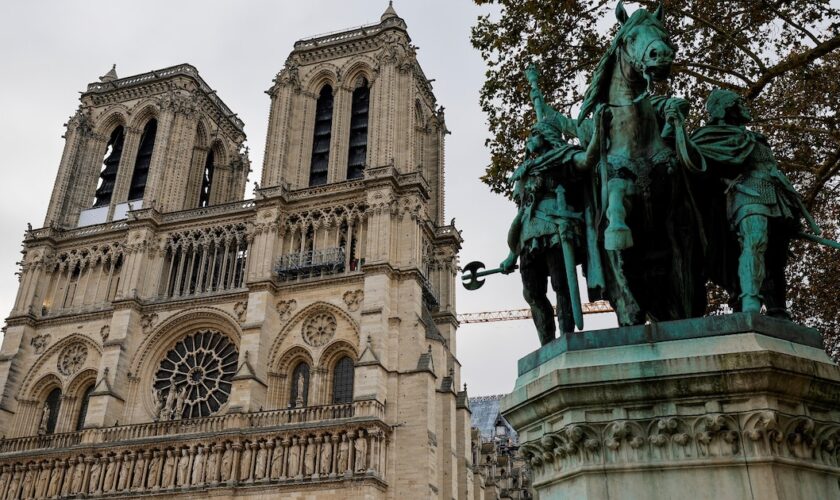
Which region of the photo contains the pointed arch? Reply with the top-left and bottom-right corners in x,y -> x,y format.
92,106 -> 130,137
18,334 -> 102,399
268,301 -> 360,368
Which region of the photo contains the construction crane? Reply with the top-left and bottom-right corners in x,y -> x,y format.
457,301 -> 614,324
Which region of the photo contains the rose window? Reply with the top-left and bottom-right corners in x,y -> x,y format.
153,330 -> 238,419
58,343 -> 88,376
302,312 -> 337,347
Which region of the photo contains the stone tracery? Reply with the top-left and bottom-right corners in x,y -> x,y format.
153,330 -> 238,419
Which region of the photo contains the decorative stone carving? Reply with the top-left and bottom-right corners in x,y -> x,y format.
140,313 -> 158,335
354,433 -> 367,472
30,334 -> 50,355
57,342 -> 88,376
338,435 -> 349,473
276,299 -> 297,321
342,290 -> 364,312
303,437 -> 316,476
234,301 -> 248,323
302,312 -> 337,347
320,436 -> 333,475
99,325 -> 110,342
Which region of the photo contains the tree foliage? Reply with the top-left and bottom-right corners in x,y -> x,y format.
471,0 -> 840,353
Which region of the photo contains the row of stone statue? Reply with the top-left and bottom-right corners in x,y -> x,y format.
0,428 -> 385,499
488,3 -> 838,344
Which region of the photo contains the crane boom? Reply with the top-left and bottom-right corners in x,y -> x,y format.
457,300 -> 613,324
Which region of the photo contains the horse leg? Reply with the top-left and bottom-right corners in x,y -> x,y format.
605,178 -> 635,250
605,249 -> 643,325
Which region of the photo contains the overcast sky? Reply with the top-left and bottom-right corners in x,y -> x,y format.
0,0 -> 618,396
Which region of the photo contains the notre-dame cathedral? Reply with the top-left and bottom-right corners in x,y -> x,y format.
0,4 -> 480,498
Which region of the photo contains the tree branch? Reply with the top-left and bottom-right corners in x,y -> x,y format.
673,7 -> 768,72
672,67 -> 742,91
805,151 -> 840,209
673,62 -> 755,86
764,1 -> 822,46
747,34 -> 840,99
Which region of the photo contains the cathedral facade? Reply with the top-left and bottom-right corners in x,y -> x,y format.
0,5 -> 475,499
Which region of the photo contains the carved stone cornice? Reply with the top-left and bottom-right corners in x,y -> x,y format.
520,411 -> 840,483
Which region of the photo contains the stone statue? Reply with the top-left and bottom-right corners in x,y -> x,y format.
118,453 -> 132,490
152,388 -> 164,421
162,449 -> 176,488
103,455 -> 117,492
254,442 -> 267,480
192,446 -> 205,486
354,434 -> 367,472
35,463 -> 50,498
271,441 -> 284,478
338,435 -> 349,473
206,445 -> 220,484
61,460 -> 73,496
20,465 -> 34,500
174,386 -> 188,420
0,466 -> 10,499
6,466 -> 20,500
147,451 -> 162,489
239,442 -> 253,482
132,452 -> 147,491
220,443 -> 233,482
176,448 -> 190,487
681,89 -> 824,317
320,437 -> 333,475
71,456 -> 85,494
295,371 -> 306,407
88,457 -> 102,494
161,388 -> 175,421
287,437 -> 300,477
38,402 -> 50,435
47,461 -> 63,497
303,437 -> 316,475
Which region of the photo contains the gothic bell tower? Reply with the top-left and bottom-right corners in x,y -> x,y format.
44,64 -> 249,229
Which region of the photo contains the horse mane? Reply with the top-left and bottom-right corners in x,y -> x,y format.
577,8 -> 658,122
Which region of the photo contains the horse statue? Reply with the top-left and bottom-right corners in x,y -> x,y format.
530,1 -> 701,326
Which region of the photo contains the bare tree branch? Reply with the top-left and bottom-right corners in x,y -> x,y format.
747,34 -> 840,99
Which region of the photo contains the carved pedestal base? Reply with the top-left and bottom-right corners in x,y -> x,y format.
501,313 -> 840,500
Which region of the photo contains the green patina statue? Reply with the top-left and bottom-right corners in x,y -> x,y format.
462,1 -> 839,343
497,75 -> 600,344
682,89 -> 823,317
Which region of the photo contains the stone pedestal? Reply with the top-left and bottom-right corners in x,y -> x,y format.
501,313 -> 840,500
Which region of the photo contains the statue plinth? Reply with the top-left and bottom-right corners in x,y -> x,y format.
501,313 -> 840,499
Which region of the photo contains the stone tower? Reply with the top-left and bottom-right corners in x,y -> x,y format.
0,4 -> 475,499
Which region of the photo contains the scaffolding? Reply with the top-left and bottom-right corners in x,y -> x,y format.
274,247 -> 346,281
457,300 -> 614,324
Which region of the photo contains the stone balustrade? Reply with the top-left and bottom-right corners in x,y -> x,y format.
0,401 -> 383,455
0,421 -> 388,499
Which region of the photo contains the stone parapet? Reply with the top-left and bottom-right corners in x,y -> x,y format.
501,314 -> 840,499
0,405 -> 388,499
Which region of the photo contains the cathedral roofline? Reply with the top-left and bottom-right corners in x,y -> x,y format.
82,63 -> 245,133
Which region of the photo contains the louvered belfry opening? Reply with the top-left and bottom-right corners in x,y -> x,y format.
93,126 -> 125,207
347,77 -> 369,180
309,85 -> 334,186
128,119 -> 158,201
199,149 -> 215,207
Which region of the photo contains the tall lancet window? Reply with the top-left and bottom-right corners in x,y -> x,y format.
128,119 -> 158,201
309,85 -> 334,186
93,126 -> 125,207
347,77 -> 370,180
199,149 -> 215,207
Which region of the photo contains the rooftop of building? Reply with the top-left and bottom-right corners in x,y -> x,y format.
469,394 -> 518,443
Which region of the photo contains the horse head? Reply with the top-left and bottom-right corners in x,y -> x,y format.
615,1 -> 675,82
